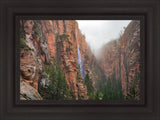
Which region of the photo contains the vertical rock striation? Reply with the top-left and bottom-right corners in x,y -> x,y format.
20,20 -> 93,100
98,20 -> 140,96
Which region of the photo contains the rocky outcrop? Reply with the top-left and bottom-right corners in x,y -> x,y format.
98,20 -> 140,96
20,81 -> 42,100
20,20 -> 45,100
20,20 -> 43,91
20,20 -> 91,100
77,82 -> 88,100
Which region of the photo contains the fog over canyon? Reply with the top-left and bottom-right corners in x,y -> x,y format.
77,20 -> 131,57
20,20 -> 140,100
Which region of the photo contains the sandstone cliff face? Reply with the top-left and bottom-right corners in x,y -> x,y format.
20,81 -> 42,100
98,20 -> 140,96
20,20 -> 44,100
20,20 -> 140,100
75,22 -> 104,93
20,20 -> 93,100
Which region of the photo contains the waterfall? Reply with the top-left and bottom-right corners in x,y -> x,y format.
75,23 -> 85,78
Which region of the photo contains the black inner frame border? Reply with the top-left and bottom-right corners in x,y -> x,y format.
14,14 -> 146,106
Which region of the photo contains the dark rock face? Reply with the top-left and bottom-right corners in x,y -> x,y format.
98,20 -> 140,96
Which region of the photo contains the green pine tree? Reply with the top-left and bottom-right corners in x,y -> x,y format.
84,71 -> 94,95
39,60 -> 75,100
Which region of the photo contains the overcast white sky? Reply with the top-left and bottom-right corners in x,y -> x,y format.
76,20 -> 131,56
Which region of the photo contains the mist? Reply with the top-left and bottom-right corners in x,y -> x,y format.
76,20 -> 131,57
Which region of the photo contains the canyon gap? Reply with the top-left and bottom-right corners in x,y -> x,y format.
20,20 -> 140,100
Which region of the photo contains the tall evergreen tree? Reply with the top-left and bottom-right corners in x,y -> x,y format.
97,72 -> 124,100
39,60 -> 75,100
84,71 -> 94,95
57,66 -> 70,100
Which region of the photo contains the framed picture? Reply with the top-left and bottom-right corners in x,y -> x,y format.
16,17 -> 144,105
0,0 -> 160,120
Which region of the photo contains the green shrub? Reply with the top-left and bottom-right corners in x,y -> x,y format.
33,20 -> 41,38
20,39 -> 32,51
84,71 -> 94,95
34,29 -> 41,36
39,60 -> 75,100
58,34 -> 69,39
68,41 -> 72,45
95,92 -> 104,100
66,47 -> 72,52
89,93 -> 95,100
20,27 -> 25,39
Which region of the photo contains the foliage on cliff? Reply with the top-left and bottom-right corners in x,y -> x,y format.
84,71 -> 94,95
125,69 -> 140,100
97,20 -> 140,99
96,72 -> 124,100
39,60 -> 75,100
